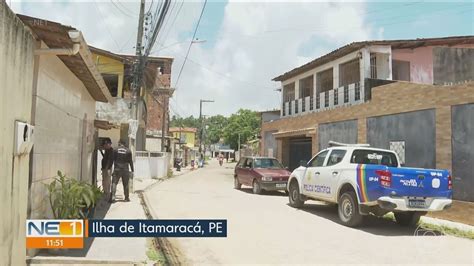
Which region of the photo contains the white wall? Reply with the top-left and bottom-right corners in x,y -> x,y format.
0,3 -> 35,264
30,42 -> 97,219
280,45 -> 393,104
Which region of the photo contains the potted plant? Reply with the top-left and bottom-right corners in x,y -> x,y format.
46,171 -> 102,219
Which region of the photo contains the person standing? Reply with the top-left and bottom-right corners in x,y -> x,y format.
99,138 -> 113,199
110,139 -> 134,203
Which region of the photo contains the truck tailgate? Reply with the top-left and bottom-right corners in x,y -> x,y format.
358,164 -> 452,203
388,167 -> 451,198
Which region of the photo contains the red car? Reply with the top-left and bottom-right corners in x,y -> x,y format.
234,157 -> 291,194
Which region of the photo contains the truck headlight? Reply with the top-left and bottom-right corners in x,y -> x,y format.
261,176 -> 272,181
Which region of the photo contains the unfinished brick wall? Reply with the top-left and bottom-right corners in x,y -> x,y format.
262,81 -> 474,173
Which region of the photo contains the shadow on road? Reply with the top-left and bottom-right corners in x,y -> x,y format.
239,187 -> 288,197
295,202 -> 428,237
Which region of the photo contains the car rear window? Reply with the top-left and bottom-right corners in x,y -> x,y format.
350,149 -> 398,167
254,158 -> 283,169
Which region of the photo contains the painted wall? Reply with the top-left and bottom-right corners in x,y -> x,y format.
392,46 -> 434,84
367,110 -> 436,169
263,130 -> 278,157
170,131 -> 196,148
30,43 -> 97,220
318,120 -> 358,150
451,103 -> 474,202
92,52 -> 124,97
0,3 -> 35,264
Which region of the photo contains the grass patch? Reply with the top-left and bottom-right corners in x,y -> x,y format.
382,212 -> 474,240
418,221 -> 474,240
146,239 -> 167,265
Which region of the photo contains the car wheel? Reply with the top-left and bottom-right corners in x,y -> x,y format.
234,176 -> 241,190
288,181 -> 304,208
252,179 -> 262,194
394,211 -> 422,227
338,191 -> 364,227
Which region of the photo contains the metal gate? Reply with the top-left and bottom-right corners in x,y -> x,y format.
452,104 -> 474,202
288,138 -> 312,171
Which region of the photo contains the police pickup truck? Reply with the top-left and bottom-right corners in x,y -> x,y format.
287,141 -> 452,227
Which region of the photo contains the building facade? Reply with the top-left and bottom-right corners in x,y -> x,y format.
263,36 -> 474,202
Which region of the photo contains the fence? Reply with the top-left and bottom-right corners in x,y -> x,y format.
135,151 -> 170,179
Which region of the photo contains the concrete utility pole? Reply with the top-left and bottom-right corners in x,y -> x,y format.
132,0 -> 146,119
199,99 -> 214,158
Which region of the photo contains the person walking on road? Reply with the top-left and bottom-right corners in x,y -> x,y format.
110,139 -> 134,203
99,138 -> 113,199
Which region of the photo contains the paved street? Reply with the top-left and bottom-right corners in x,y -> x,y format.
145,160 -> 473,264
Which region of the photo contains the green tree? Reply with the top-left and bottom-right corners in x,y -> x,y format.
223,109 -> 260,150
203,115 -> 227,145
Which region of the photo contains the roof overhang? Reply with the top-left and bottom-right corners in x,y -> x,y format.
273,35 -> 474,82
18,14 -> 114,103
94,119 -> 115,130
273,128 -> 316,139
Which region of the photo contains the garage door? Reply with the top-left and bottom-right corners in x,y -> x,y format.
452,104 -> 474,202
289,138 -> 312,171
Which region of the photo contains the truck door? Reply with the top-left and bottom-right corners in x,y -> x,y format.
304,150 -> 329,198
318,149 -> 347,201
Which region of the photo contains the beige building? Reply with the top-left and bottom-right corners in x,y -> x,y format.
1,4 -> 113,264
262,36 -> 474,202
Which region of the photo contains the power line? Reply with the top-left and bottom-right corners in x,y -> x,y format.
174,0 -> 208,88
110,0 -> 137,18
93,0 -> 122,51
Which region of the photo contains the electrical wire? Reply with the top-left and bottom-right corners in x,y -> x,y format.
93,0 -> 122,51
174,0 -> 208,88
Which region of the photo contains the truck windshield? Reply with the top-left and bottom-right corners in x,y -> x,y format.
254,158 -> 284,169
350,149 -> 398,167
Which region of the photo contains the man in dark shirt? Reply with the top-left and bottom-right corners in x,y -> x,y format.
99,138 -> 114,199
110,139 -> 134,203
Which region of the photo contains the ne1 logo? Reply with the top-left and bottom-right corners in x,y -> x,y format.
26,220 -> 84,249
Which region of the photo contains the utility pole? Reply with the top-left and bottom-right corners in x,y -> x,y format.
132,0 -> 146,119
198,99 -> 214,160
129,0 -> 146,155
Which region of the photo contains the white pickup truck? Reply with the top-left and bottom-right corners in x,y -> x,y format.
287,142 -> 453,227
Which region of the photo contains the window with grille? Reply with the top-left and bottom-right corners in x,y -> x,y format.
299,75 -> 314,98
339,58 -> 360,87
370,53 -> 377,79
283,83 -> 295,102
316,68 -> 333,93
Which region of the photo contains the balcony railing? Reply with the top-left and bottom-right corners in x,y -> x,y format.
282,81 -> 365,117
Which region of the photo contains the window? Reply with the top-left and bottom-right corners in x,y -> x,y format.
316,68 -> 333,93
299,75 -> 314,98
370,53 -> 377,79
327,150 -> 347,166
350,149 -> 398,167
244,158 -> 253,168
339,58 -> 360,87
392,60 -> 410,81
254,158 -> 283,169
309,150 -> 329,167
102,73 -> 119,97
283,83 -> 295,102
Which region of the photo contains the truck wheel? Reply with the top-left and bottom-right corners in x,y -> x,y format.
252,179 -> 262,194
234,176 -> 241,190
394,212 -> 422,227
288,181 -> 304,208
338,192 -> 364,227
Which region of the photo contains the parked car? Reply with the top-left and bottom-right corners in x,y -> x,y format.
288,141 -> 453,227
234,157 -> 291,194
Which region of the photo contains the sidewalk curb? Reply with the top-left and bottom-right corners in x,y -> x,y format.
421,216 -> 474,232
26,257 -> 138,265
136,169 -> 196,265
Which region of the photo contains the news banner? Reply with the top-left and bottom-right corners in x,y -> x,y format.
26,219 -> 227,249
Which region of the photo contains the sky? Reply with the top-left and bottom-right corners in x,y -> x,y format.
9,0 -> 474,118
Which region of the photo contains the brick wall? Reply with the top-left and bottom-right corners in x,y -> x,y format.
262,81 -> 474,173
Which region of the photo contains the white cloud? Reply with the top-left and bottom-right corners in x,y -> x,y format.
9,0 -> 381,117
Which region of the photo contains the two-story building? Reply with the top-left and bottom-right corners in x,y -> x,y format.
262,36 -> 474,202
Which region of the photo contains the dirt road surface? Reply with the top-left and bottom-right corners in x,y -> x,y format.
144,160 -> 473,264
